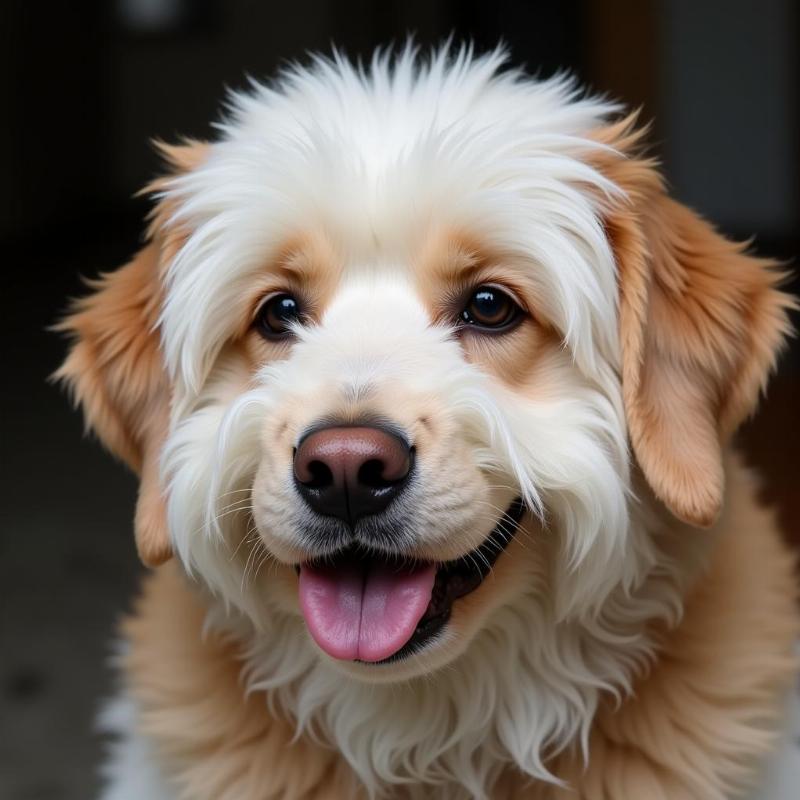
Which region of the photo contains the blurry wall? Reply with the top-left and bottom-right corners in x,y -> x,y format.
659,0 -> 796,236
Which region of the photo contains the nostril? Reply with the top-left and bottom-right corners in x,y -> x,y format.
303,460 -> 333,489
358,458 -> 391,489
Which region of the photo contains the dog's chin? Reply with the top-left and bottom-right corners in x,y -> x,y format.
292,499 -> 526,682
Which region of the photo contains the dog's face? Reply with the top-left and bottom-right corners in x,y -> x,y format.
182,222 -> 628,679
59,50 -> 790,687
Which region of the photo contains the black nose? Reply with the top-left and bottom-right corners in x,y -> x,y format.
293,426 -> 412,524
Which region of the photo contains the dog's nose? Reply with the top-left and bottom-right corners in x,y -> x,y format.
293,426 -> 412,524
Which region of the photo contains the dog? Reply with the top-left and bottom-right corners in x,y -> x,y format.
57,46 -> 798,799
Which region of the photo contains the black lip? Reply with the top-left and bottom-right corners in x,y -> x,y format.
369,497 -> 525,664
296,498 -> 526,665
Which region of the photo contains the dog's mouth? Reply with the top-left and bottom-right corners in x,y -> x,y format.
297,498 -> 525,664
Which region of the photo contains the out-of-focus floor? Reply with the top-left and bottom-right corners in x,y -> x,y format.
0,225 -> 797,800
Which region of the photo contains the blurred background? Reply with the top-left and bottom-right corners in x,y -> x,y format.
1,1 -> 797,797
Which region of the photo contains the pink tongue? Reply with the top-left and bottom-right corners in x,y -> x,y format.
298,559 -> 436,662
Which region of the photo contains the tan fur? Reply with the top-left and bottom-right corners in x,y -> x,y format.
413,228 -> 560,388
56,141 -> 209,566
589,115 -> 794,527
549,456 -> 799,800
119,455 -> 798,799
55,243 -> 172,565
238,232 -> 345,367
122,565 -> 358,800
145,140 -> 212,266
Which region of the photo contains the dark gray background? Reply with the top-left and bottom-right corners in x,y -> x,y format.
1,2 -> 797,798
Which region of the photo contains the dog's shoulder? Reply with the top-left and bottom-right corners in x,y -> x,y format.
553,451 -> 799,799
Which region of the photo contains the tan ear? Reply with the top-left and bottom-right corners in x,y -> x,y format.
56,140 -> 208,565
594,116 -> 794,527
56,243 -> 173,565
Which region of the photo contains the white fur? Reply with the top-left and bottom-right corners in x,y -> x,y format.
129,45 -> 703,798
97,693 -> 173,800
745,652 -> 800,800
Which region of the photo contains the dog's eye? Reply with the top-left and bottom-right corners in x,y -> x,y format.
460,286 -> 521,331
255,293 -> 303,339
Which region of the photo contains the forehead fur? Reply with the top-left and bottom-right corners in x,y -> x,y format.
158,46 -> 624,394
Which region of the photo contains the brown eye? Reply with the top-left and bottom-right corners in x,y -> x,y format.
460,286 -> 522,331
255,293 -> 302,339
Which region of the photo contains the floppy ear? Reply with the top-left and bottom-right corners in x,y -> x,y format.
56,243 -> 173,565
595,117 -> 794,527
56,141 -> 208,565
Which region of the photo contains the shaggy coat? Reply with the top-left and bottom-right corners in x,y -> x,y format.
58,47 -> 798,799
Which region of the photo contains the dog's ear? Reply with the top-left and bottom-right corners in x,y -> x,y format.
56,243 -> 173,565
594,117 -> 794,527
56,141 -> 208,565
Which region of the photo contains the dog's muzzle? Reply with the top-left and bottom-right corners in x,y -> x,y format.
291,419 -> 525,664
289,421 -> 524,664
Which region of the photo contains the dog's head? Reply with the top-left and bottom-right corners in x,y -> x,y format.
58,49 -> 791,685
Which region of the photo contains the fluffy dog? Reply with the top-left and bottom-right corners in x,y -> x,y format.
58,46 -> 798,799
